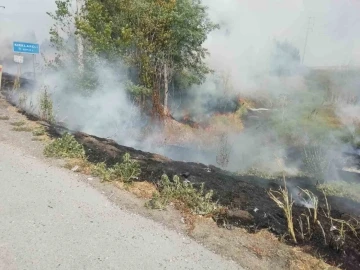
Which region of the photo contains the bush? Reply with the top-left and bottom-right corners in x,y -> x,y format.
92,153 -> 141,183
146,174 -> 217,215
44,133 -> 85,159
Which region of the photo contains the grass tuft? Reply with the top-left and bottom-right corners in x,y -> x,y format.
32,126 -> 46,136
10,120 -> 26,127
12,126 -> 33,132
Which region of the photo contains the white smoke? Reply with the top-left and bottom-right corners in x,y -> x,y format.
2,0 -> 360,177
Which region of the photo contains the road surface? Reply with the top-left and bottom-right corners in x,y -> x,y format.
0,142 -> 241,270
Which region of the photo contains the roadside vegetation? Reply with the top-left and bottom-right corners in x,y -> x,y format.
1,0 -> 359,268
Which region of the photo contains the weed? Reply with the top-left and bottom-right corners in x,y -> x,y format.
43,133 -> 85,159
92,153 -> 141,183
39,86 -> 55,123
91,162 -> 113,182
268,179 -> 297,243
146,174 -> 217,215
298,188 -> 319,223
112,153 -> 141,183
0,115 -> 9,120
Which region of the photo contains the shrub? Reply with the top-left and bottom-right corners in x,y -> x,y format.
146,174 -> 217,215
92,153 -> 141,183
44,133 -> 85,159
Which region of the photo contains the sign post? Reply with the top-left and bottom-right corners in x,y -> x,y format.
0,65 -> 3,91
13,41 -> 40,82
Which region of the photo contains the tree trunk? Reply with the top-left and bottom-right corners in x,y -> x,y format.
163,63 -> 169,116
76,0 -> 84,74
152,75 -> 163,123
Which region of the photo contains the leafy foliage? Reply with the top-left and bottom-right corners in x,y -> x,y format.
75,0 -> 218,116
44,133 -> 85,159
146,174 -> 217,215
92,153 -> 141,183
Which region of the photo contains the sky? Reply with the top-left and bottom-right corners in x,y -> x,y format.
0,0 -> 359,67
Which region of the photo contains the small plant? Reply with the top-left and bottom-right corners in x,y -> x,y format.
39,86 -> 55,123
44,133 -> 85,159
91,153 -> 141,183
112,153 -> 141,183
92,162 -> 113,182
146,174 -> 217,215
298,188 -> 319,223
268,180 -> 297,243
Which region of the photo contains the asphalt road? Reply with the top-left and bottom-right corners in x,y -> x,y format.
0,142 -> 241,270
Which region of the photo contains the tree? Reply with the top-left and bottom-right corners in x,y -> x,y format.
76,0 -> 218,119
46,0 -> 99,93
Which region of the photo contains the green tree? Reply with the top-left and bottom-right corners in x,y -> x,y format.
76,0 -> 218,119
46,0 -> 98,93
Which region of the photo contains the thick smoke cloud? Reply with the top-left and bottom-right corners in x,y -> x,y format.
2,0 -> 360,177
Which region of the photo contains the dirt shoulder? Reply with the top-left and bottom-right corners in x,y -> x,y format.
0,95 -> 338,270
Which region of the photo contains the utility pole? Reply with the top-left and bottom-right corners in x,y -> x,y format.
76,0 -> 84,74
302,16 -> 315,65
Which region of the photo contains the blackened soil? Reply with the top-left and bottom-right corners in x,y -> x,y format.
13,107 -> 360,270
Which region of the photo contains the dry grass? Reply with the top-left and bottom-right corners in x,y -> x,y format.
64,158 -> 94,175
115,181 -> 157,199
268,175 -> 297,244
0,115 -> 9,120
316,105 -> 342,129
207,113 -> 243,134
10,120 -> 26,127
12,125 -> 33,132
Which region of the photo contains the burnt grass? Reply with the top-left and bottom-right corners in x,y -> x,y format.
42,124 -> 360,269
3,92 -> 360,269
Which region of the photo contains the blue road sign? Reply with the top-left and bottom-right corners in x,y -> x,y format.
13,41 -> 40,54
